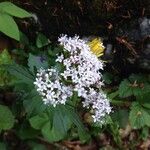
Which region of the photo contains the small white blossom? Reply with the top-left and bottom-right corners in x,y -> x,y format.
56,54 -> 64,63
34,68 -> 73,107
85,89 -> 111,123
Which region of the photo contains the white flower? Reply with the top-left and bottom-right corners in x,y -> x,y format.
34,68 -> 73,107
82,88 -> 112,123
56,54 -> 64,63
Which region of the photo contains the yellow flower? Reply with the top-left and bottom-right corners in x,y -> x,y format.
88,38 -> 105,57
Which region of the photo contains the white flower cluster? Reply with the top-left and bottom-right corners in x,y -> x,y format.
58,35 -> 111,123
82,88 -> 111,123
34,35 -> 111,123
34,68 -> 73,107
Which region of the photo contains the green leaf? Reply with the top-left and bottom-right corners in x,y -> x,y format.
66,106 -> 90,142
30,105 -> 72,142
119,76 -> 150,98
108,122 -> 122,146
36,33 -> 50,48
0,49 -> 13,86
141,126 -> 149,140
4,63 -> 34,85
137,92 -> 150,108
42,106 -> 72,142
23,90 -> 47,116
30,104 -> 90,142
18,122 -> 39,140
129,102 -> 150,129
28,53 -> 48,73
0,13 -> 19,40
108,91 -> 119,99
0,49 -> 12,64
119,79 -> 133,98
29,113 -> 50,130
0,105 -> 15,131
0,2 -> 31,18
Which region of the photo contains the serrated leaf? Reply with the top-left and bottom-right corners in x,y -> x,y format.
36,33 -> 50,48
129,102 -> 150,129
0,105 -> 15,131
0,2 -> 31,18
119,77 -> 150,98
0,13 -> 19,40
119,79 -> 133,98
28,53 -> 48,73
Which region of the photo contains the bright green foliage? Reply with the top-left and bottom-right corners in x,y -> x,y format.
0,13 -> 19,40
29,105 -> 72,142
36,33 -> 50,48
118,79 -> 133,98
119,74 -> 150,98
137,92 -> 150,108
0,49 -> 12,64
0,2 -> 31,40
0,105 -> 15,132
141,127 -> 149,140
29,105 -> 90,142
5,62 -> 35,85
129,102 -> 150,129
0,2 -> 31,18
0,49 -> 12,86
23,90 -> 47,116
